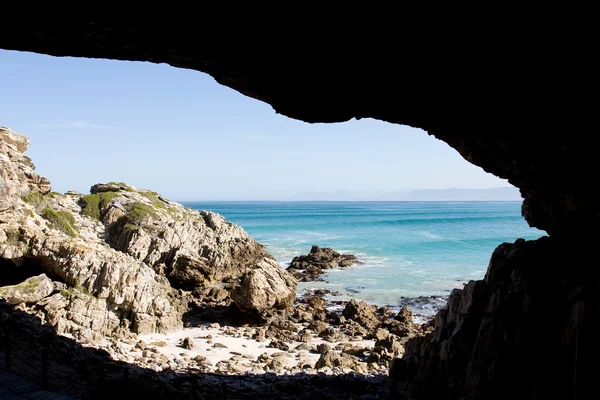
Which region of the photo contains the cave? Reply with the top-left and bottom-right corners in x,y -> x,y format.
0,257 -> 44,287
1,10 -> 598,400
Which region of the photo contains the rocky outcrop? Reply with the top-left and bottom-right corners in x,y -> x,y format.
287,245 -> 361,282
0,128 -> 296,341
389,236 -> 600,400
0,127 -> 50,212
342,299 -> 381,330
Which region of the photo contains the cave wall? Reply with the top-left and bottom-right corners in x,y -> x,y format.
389,236 -> 600,399
1,9 -> 598,399
1,8 -> 597,237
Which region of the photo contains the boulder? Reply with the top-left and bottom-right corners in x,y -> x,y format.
0,274 -> 54,304
230,259 -> 296,319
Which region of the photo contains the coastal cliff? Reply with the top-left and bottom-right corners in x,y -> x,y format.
0,126 -> 296,342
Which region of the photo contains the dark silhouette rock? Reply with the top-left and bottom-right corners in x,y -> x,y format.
287,246 -> 361,282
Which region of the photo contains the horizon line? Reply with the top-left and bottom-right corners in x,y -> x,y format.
177,199 -> 524,203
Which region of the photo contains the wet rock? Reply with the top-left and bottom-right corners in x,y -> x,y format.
287,245 -> 362,282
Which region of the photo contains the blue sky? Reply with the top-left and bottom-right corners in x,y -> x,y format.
0,50 -> 510,201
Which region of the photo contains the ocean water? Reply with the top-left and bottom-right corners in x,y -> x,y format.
184,201 -> 544,316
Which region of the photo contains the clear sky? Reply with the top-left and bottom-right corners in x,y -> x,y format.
0,50 -> 510,201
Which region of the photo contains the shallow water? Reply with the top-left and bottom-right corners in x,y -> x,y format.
185,201 -> 544,316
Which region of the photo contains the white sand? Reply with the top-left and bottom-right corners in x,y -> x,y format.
133,323 -> 376,368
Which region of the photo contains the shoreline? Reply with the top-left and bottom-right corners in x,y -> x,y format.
88,291 -> 439,377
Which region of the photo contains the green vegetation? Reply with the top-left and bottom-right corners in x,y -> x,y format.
41,208 -> 78,237
166,206 -> 183,221
126,202 -> 158,223
140,190 -> 167,209
123,223 -> 140,232
81,192 -> 120,220
21,191 -> 45,207
0,277 -> 40,297
106,182 -> 135,192
16,277 -> 40,293
60,285 -> 97,299
4,227 -> 25,245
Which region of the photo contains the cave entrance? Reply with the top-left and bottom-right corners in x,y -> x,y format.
0,257 -> 44,287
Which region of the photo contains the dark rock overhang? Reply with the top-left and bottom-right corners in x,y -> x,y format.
1,8 -> 596,236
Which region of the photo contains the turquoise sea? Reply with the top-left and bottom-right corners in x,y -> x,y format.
184,201 -> 544,317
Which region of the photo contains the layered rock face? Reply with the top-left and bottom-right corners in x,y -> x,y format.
389,236 -> 600,399
0,128 -> 296,341
0,127 -> 50,212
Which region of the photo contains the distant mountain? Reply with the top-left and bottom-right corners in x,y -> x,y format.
287,187 -> 521,201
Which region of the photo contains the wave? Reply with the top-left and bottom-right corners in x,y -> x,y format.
418,230 -> 444,240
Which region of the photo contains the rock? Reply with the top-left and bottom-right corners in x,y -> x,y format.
0,127 -> 50,211
341,345 -> 366,357
316,343 -> 331,353
0,274 -> 54,305
376,335 -> 405,357
180,337 -> 195,350
90,182 -> 132,194
318,328 -> 345,343
230,259 -> 297,319
396,305 -> 412,322
135,341 -> 147,350
212,342 -> 228,349
267,340 -> 289,351
341,320 -> 369,338
372,328 -> 390,341
307,321 -> 328,335
265,358 -> 285,372
206,286 -> 229,302
271,351 -> 292,358
298,332 -> 312,343
1,129 -> 299,342
366,352 -> 381,364
149,341 -> 167,347
315,350 -> 364,371
295,343 -> 314,351
342,299 -> 381,330
286,245 -> 362,282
